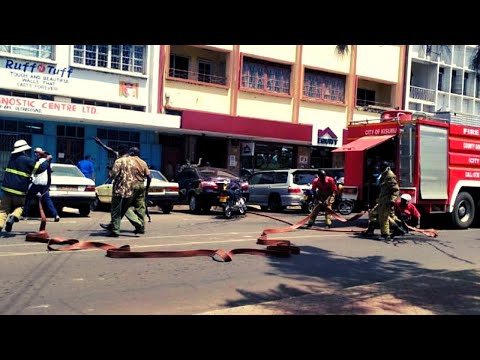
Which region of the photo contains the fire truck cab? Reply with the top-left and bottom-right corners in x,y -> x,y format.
334,110 -> 480,229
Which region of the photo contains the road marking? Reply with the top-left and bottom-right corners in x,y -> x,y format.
26,304 -> 50,309
0,233 -> 344,257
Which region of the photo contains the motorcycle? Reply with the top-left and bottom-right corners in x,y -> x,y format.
302,185 -> 355,216
219,180 -> 248,219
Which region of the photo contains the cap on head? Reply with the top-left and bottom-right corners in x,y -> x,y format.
34,147 -> 43,153
12,139 -> 31,154
400,193 -> 412,202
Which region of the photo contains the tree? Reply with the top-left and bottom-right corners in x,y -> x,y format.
335,45 -> 349,55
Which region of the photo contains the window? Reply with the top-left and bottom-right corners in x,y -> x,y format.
198,59 -> 212,83
241,57 -> 291,95
356,88 -> 376,106
464,73 -> 469,96
169,54 -> 189,79
73,45 -> 146,74
303,69 -> 346,102
438,68 -> 444,91
0,45 -> 53,59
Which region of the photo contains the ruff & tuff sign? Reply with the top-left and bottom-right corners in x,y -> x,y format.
2,58 -> 74,92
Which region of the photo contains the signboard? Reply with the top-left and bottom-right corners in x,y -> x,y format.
2,58 -> 73,93
298,155 -> 308,164
317,127 -> 339,147
241,142 -> 254,156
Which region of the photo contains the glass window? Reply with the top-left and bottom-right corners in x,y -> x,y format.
0,45 -> 53,59
169,54 -> 189,79
73,45 -> 146,74
241,57 -> 291,95
303,69 -> 346,102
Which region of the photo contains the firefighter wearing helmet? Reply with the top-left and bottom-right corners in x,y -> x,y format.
307,169 -> 337,228
397,193 -> 421,228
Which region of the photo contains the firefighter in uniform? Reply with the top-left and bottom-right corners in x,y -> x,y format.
376,162 -> 400,240
0,140 -> 52,232
307,169 -> 337,228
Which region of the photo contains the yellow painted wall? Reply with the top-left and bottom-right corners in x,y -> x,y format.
236,91 -> 293,122
302,45 -> 350,73
298,103 -> 347,126
164,80 -> 230,114
356,45 -> 401,83
239,45 -> 296,63
352,110 -> 383,122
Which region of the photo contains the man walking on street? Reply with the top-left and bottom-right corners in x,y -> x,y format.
0,140 -> 52,232
22,148 -> 60,222
99,145 -> 150,236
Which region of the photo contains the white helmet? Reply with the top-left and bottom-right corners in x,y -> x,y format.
400,193 -> 412,202
12,139 -> 31,154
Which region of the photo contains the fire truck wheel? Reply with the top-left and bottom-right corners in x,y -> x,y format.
451,192 -> 475,229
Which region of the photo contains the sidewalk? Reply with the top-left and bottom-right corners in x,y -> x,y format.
198,267 -> 480,315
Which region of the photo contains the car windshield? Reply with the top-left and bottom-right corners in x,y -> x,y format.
198,167 -> 237,178
51,165 -> 84,177
150,170 -> 167,181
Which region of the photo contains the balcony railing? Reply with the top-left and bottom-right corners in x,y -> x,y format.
168,68 -> 227,86
410,86 -> 436,103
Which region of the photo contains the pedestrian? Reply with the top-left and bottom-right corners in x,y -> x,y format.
77,155 -> 95,181
125,146 -> 151,233
306,169 -> 337,228
376,161 -> 400,240
397,193 -> 421,228
0,140 -> 52,232
99,145 -> 149,237
22,148 -> 60,222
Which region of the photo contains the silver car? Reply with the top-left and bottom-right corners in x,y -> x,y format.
247,169 -> 318,212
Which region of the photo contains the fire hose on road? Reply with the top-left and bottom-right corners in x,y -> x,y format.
25,200 -> 437,262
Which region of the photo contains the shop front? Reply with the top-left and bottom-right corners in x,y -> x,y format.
0,95 -> 180,185
180,109 -> 313,176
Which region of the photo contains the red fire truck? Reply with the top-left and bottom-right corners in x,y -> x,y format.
333,110 -> 480,229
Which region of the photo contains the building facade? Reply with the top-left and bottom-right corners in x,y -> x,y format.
0,45 -> 181,185
160,45 -> 406,174
405,45 -> 480,116
0,45 -> 407,188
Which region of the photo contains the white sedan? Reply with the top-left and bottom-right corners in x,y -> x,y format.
49,163 -> 96,216
93,170 -> 179,214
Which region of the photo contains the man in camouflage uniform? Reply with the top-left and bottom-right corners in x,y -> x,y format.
100,145 -> 148,237
376,162 -> 400,240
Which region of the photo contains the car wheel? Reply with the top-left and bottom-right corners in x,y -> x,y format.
79,205 -> 91,216
451,192 -> 475,229
189,194 -> 201,214
161,203 -> 174,214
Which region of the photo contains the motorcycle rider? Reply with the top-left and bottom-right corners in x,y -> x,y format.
307,169 -> 337,228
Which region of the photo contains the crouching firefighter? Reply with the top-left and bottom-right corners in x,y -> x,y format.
307,169 -> 337,228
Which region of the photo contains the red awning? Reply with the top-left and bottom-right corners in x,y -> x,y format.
332,135 -> 394,152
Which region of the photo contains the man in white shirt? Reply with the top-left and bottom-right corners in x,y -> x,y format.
22,148 -> 60,222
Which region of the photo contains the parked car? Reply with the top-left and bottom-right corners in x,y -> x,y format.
175,165 -> 249,213
92,169 -> 179,214
49,163 -> 96,216
247,169 -> 318,212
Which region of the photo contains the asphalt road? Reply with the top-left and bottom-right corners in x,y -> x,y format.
0,205 -> 478,315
